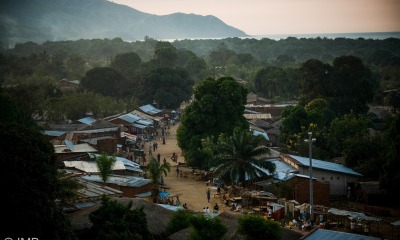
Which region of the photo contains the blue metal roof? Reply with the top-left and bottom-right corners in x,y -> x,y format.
119,113 -> 140,123
77,117 -> 96,125
135,119 -> 153,126
303,229 -> 380,240
139,104 -> 162,115
289,154 -> 363,177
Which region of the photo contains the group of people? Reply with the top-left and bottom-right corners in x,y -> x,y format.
202,203 -> 219,214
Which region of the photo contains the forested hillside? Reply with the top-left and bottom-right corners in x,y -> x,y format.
0,0 -> 246,49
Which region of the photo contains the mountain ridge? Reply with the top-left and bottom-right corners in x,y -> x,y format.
0,0 -> 247,48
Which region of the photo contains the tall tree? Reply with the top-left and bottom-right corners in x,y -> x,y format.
1,96 -> 76,239
95,153 -> 116,183
137,67 -> 194,109
80,67 -> 129,98
212,128 -> 275,186
177,77 -> 248,169
111,52 -> 142,78
146,157 -> 171,198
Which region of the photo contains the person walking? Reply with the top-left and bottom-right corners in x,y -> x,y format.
157,153 -> 161,163
213,203 -> 219,214
206,188 -> 211,203
176,166 -> 180,177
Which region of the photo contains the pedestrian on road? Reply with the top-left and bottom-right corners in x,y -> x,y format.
157,153 -> 161,163
176,166 -> 180,177
213,203 -> 219,214
206,188 -> 211,202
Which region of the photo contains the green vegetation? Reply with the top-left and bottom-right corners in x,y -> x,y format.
1,36 -> 399,210
189,214 -> 228,240
177,77 -> 248,169
147,157 -> 171,198
83,197 -> 153,240
1,93 -> 78,239
95,153 -> 116,183
166,209 -> 196,235
211,128 -> 275,186
238,214 -> 282,240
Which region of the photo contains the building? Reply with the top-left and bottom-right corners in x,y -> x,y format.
280,154 -> 362,196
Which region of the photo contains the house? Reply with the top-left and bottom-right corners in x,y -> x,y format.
54,141 -> 98,161
50,120 -> 123,155
108,113 -> 154,136
63,153 -> 144,176
139,104 -> 163,116
281,154 -> 362,196
58,78 -> 80,94
81,174 -> 153,198
62,170 -> 123,212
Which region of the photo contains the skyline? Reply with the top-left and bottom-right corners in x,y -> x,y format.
111,0 -> 400,36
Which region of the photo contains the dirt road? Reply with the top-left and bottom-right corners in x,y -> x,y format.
143,123 -> 229,214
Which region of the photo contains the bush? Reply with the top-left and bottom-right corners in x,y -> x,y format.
189,214 -> 227,240
238,214 -> 282,240
166,209 -> 196,235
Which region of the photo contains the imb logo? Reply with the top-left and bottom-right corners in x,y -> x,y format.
4,238 -> 39,240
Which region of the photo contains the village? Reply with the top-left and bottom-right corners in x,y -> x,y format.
39,90 -> 400,240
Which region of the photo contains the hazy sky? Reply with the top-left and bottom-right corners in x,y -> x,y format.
111,0 -> 400,36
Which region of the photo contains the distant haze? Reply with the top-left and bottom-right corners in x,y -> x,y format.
111,0 -> 400,36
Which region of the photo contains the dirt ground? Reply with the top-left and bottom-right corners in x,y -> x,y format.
142,122 -> 230,214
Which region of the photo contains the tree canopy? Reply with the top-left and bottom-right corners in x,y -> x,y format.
177,76 -> 248,168
212,128 -> 275,186
80,67 -> 129,98
1,96 -> 76,239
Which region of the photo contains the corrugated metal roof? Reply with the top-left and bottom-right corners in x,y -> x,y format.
289,155 -> 363,177
303,229 -> 381,240
54,143 -> 98,153
244,113 -> 272,120
74,127 -> 119,134
139,104 -> 162,115
130,110 -> 159,122
328,208 -> 381,221
119,113 -> 141,123
90,153 -> 143,172
77,117 -> 96,125
64,158 -> 143,173
254,158 -> 298,181
82,175 -> 151,187
135,119 -> 153,126
42,130 -> 65,137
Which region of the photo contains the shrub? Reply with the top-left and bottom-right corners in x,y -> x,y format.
238,214 -> 282,240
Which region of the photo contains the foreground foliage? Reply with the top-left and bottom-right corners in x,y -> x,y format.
82,197 -> 152,240
238,214 -> 282,240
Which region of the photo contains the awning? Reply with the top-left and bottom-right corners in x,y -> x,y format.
125,132 -> 137,141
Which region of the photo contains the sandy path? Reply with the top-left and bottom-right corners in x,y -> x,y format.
143,123 -> 229,214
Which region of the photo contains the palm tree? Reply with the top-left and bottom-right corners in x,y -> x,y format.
212,128 -> 276,186
147,157 -> 171,198
95,153 -> 116,183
